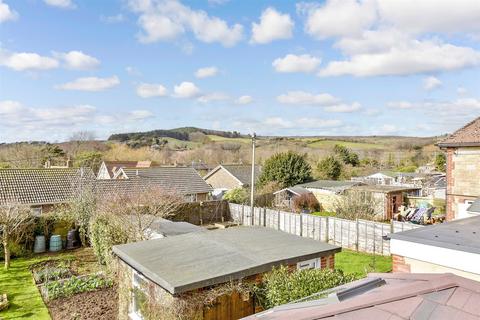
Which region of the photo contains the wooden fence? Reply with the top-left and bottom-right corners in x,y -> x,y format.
228,203 -> 423,256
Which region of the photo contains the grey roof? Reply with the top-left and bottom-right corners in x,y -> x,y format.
122,167 -> 213,195
113,226 -> 340,294
467,199 -> 480,214
297,180 -> 361,192
243,273 -> 480,320
0,168 -> 95,206
129,216 -> 203,238
349,184 -> 421,193
204,165 -> 262,186
390,215 -> 480,254
273,186 -> 311,196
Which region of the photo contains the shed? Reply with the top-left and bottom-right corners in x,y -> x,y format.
273,186 -> 311,210
295,180 -> 362,211
113,227 -> 340,320
390,215 -> 480,281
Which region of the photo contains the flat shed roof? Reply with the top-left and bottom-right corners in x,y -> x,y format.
390,215 -> 480,254
113,226 -> 340,294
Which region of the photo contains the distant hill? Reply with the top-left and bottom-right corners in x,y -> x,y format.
108,127 -> 246,142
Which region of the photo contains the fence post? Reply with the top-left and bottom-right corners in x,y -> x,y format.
241,204 -> 244,225
277,210 -> 281,230
325,216 -> 329,243
300,214 -> 303,237
355,219 -> 359,252
263,208 -> 267,227
390,219 -> 394,234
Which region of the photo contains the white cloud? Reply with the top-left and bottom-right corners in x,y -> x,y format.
136,83 -> 168,98
195,66 -> 218,78
0,0 -> 18,23
55,76 -> 120,91
264,117 -> 292,128
378,124 -> 398,134
457,87 -> 468,95
54,50 -> 100,70
235,95 -> 253,105
0,100 -> 23,115
197,92 -> 229,103
100,14 -> 125,24
272,54 -> 321,73
295,117 -> 343,128
319,38 -> 480,77
387,101 -> 416,109
297,0 -> 376,39
44,0 -> 75,9
173,81 -> 201,98
251,7 -> 294,44
129,0 -> 243,47
126,66 -> 141,76
277,91 -> 338,106
0,50 -> 59,71
128,110 -> 154,120
324,102 -> 361,113
423,76 -> 442,90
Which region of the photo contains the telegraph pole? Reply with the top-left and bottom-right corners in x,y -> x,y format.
250,133 -> 256,226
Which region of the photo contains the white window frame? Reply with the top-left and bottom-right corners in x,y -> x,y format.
297,258 -> 320,270
129,270 -> 148,320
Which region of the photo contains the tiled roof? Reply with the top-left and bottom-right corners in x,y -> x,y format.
273,186 -> 311,196
244,273 -> 480,320
0,168 -> 95,205
122,167 -> 212,195
204,164 -> 262,186
297,180 -> 361,192
438,116 -> 480,147
101,160 -> 151,178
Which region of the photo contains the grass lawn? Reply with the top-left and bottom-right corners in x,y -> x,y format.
206,135 -> 251,144
335,249 -> 392,277
0,248 -> 101,320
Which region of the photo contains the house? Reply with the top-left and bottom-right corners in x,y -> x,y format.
437,116 -> 480,220
96,160 -> 154,180
273,186 -> 311,210
295,180 -> 362,212
190,161 -> 215,177
348,185 -> 421,220
243,273 -> 480,320
390,215 -> 480,281
0,168 -> 95,214
203,164 -> 262,196
120,167 -> 213,201
113,227 -> 341,320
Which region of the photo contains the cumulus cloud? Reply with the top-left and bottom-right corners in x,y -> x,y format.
195,66 -> 218,78
324,102 -> 361,113
423,76 -> 442,90
277,91 -> 339,105
0,0 -> 18,23
173,81 -> 201,98
128,110 -> 154,120
235,95 -> 253,105
136,83 -> 168,98
297,0 -> 376,39
251,7 -> 294,44
55,76 -> 120,91
272,54 -> 321,73
44,0 -> 75,9
387,101 -> 416,109
54,50 -> 100,70
457,87 -> 468,95
129,0 -> 243,47
0,50 -> 59,71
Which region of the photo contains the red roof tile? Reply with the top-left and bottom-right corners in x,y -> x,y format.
438,116 -> 480,147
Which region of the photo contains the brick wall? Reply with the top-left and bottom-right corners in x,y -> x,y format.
392,254 -> 411,273
320,254 -> 335,269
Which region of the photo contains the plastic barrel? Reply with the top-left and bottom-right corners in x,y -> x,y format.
33,235 -> 46,253
66,230 -> 80,249
49,235 -> 62,252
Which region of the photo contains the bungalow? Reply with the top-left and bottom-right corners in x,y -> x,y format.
120,167 -> 213,201
113,227 -> 341,320
244,273 -> 480,320
437,116 -> 480,220
96,160 -> 155,180
295,180 -> 362,212
203,164 -> 262,196
0,168 -> 95,214
390,215 -> 480,281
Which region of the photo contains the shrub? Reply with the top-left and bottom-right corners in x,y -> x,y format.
333,191 -> 379,220
44,274 -> 113,300
255,266 -> 357,309
316,156 -> 343,180
89,215 -> 128,265
259,152 -> 312,188
435,153 -> 446,172
292,193 -> 321,213
223,188 -> 249,204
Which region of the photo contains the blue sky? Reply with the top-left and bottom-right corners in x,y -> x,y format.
1,0 -> 480,142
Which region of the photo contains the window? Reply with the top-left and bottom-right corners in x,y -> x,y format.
297,258 -> 320,270
130,271 -> 148,320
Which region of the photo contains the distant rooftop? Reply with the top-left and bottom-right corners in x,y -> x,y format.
297,180 -> 361,192
113,226 -> 340,294
204,164 -> 262,186
350,184 -> 420,193
468,199 -> 480,214
437,116 -> 480,147
390,215 -> 480,254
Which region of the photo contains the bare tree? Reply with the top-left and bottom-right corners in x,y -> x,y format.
0,204 -> 35,270
69,131 -> 96,142
333,191 -> 380,221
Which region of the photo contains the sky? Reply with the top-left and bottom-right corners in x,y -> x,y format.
1,0 -> 480,142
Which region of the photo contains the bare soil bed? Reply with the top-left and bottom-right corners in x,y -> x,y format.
47,286 -> 118,320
